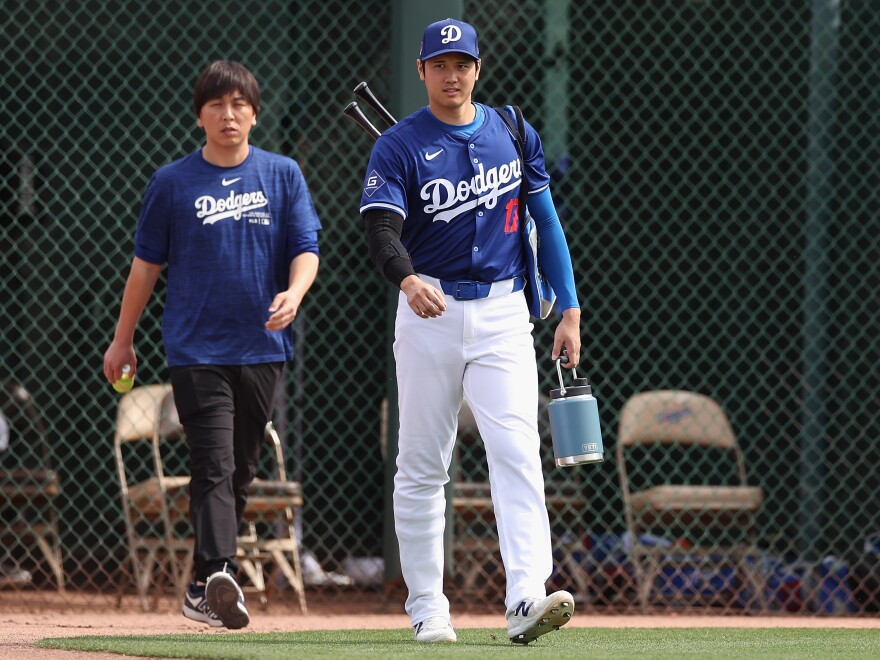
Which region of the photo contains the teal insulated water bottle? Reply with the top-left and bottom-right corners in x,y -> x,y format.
547,358 -> 604,466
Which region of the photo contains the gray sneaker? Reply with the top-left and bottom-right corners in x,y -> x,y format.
507,590 -> 574,645
205,571 -> 250,629
413,616 -> 457,642
182,585 -> 223,627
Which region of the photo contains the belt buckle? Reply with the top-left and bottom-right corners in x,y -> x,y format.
455,281 -> 478,300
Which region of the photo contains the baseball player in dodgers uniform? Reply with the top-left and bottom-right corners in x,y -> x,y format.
359,19 -> 582,644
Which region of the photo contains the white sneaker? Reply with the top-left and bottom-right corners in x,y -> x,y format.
205,571 -> 250,629
182,585 -> 223,627
413,616 -> 457,642
0,565 -> 32,588
507,590 -> 574,645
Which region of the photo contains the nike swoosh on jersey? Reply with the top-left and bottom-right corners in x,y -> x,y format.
222,177 -> 242,186
425,149 -> 444,161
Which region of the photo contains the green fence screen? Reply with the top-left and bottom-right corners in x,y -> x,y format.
1,0 -> 878,616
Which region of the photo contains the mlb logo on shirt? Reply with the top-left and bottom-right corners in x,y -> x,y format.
364,170 -> 386,197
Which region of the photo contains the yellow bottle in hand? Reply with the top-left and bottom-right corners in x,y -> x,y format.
113,364 -> 134,393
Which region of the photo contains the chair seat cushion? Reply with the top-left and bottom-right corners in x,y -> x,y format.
452,482 -> 587,520
0,469 -> 61,502
127,476 -> 191,515
245,480 -> 304,517
246,479 -> 301,499
631,485 -> 764,512
127,476 -> 302,515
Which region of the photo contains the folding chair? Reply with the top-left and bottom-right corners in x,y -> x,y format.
616,389 -> 766,611
235,421 -> 307,614
114,384 -> 307,613
113,383 -> 191,610
0,380 -> 64,591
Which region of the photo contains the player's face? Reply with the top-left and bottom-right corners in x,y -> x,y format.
418,55 -> 480,120
197,92 -> 257,150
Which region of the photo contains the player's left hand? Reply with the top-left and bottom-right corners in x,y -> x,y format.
552,307 -> 581,368
265,291 -> 300,331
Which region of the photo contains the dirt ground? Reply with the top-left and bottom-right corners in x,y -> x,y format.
2,600 -> 879,660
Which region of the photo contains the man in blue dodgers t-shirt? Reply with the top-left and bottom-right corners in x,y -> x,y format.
103,61 -> 321,629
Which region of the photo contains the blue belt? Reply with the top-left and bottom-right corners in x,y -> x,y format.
439,275 -> 526,301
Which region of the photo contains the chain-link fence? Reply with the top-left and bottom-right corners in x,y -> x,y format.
1,0 -> 878,617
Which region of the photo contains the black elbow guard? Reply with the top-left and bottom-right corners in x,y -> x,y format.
363,210 -> 416,286
382,256 -> 417,287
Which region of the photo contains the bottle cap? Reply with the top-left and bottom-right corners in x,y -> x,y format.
550,379 -> 592,400
113,364 -> 134,393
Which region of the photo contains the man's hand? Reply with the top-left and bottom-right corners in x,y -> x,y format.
266,291 -> 301,331
266,252 -> 319,331
552,307 -> 581,368
104,340 -> 137,384
400,275 -> 447,318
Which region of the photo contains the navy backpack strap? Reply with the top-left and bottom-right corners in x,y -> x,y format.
494,105 -> 528,232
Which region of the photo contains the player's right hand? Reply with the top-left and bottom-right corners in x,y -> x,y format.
401,275 -> 447,318
103,341 -> 137,384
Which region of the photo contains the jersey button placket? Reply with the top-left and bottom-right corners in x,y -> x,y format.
461,142 -> 481,347
459,142 -> 479,345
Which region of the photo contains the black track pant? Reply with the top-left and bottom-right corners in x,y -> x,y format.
169,363 -> 282,582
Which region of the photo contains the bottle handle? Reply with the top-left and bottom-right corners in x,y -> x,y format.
555,353 -> 579,396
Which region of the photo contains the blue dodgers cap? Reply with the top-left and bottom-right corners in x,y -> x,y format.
419,18 -> 480,61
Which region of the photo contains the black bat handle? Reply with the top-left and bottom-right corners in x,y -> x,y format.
353,81 -> 398,127
343,102 -> 381,140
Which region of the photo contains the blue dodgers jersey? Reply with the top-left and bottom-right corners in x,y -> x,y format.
359,103 -> 550,282
134,146 -> 322,367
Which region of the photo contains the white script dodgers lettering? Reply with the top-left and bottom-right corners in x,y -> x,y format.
196,190 -> 269,225
421,158 -> 522,223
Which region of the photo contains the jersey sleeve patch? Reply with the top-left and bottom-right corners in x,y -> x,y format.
364,170 -> 387,197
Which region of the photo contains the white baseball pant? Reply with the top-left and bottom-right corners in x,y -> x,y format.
393,275 -> 552,624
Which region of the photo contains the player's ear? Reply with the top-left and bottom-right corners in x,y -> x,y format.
416,58 -> 425,81
474,58 -> 481,80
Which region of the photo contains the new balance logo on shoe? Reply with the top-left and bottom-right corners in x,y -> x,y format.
413,616 -> 457,643
513,600 -> 534,617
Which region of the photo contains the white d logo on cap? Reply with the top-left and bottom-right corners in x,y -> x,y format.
440,25 -> 462,44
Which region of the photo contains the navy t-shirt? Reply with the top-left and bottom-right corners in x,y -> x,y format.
134,146 -> 321,367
